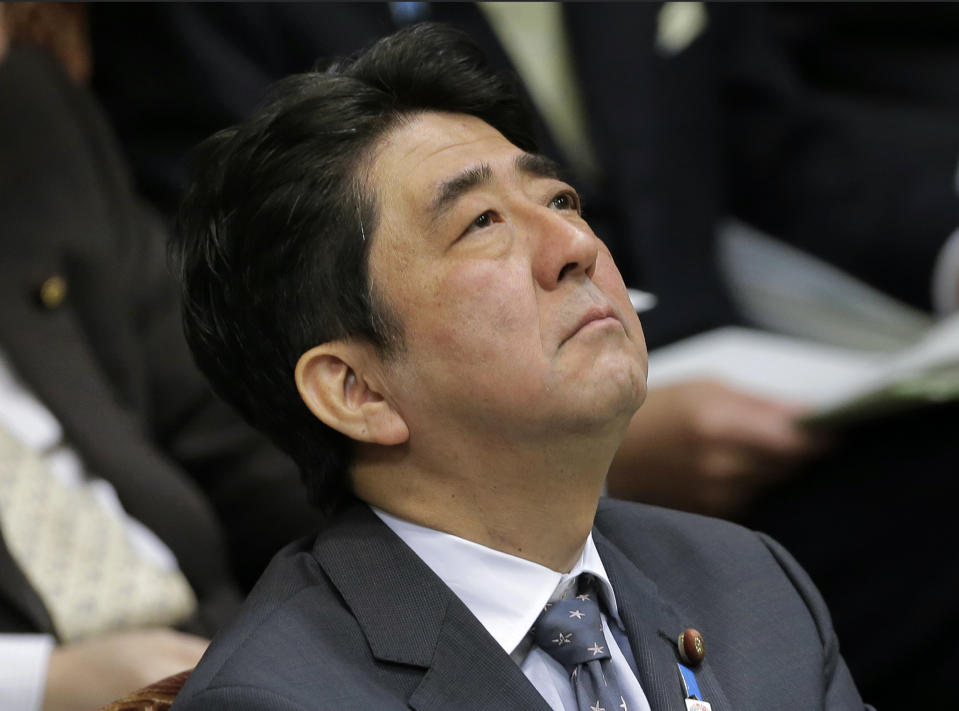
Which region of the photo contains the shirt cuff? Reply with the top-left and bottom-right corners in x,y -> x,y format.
932,227 -> 959,314
0,634 -> 54,711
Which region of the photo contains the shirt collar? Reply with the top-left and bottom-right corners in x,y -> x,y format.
371,506 -> 621,656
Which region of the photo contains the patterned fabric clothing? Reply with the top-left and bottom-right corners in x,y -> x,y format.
533,575 -> 632,711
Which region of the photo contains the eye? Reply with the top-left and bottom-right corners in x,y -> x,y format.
458,209 -> 501,240
549,191 -> 582,214
471,211 -> 494,230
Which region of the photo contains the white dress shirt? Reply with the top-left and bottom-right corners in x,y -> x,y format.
373,507 -> 652,711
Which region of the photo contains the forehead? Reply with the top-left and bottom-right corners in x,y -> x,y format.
368,112 -> 526,224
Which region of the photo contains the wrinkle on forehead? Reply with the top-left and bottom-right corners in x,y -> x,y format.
370,113 -> 513,228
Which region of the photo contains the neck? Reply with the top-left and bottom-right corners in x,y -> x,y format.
353,427 -> 622,572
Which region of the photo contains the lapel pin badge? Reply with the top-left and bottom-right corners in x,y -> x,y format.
677,627 -> 711,711
678,628 -> 705,665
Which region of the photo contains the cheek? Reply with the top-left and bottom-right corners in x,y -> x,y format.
388,261 -> 549,423
422,261 -> 537,352
395,262 -> 549,413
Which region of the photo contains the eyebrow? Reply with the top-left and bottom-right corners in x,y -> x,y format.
515,152 -> 564,181
429,163 -> 493,222
428,152 -> 566,223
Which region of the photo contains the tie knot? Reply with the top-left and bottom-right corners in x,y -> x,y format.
532,576 -> 611,667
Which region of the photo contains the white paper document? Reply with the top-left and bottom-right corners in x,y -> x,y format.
647,314 -> 959,428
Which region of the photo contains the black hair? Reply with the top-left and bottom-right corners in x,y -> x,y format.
171,23 -> 538,515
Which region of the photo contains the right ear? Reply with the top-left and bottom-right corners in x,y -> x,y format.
294,341 -> 409,446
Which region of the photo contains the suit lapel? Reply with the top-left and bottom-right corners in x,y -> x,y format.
314,503 -> 551,711
594,529 -> 731,711
407,599 -> 553,711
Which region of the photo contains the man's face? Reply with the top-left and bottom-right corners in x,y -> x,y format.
367,112 -> 647,445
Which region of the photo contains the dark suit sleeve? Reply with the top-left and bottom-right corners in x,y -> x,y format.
721,4 -> 959,312
173,686 -> 315,711
755,533 -> 874,711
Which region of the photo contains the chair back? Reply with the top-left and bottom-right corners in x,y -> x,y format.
95,669 -> 192,711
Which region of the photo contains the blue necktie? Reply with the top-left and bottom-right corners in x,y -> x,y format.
532,575 -> 630,711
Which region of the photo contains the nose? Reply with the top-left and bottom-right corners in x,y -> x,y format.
529,207 -> 599,290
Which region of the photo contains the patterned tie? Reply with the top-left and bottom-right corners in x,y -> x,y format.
533,574 -> 630,711
0,423 -> 197,642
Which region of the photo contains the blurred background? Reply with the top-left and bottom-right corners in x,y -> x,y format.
1,3 -> 957,708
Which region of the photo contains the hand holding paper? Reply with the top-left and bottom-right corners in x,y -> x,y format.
608,379 -> 826,517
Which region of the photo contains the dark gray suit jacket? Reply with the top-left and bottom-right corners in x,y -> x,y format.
172,499 -> 868,710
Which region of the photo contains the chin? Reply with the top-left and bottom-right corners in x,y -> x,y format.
554,375 -> 646,438
612,376 -> 647,421
599,362 -> 648,431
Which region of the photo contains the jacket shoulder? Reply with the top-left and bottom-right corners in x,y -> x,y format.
173,534 -> 419,710
594,498 -> 868,709
595,497 -> 765,559
595,497 -> 811,597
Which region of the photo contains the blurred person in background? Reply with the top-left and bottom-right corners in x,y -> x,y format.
0,4 -> 319,709
88,3 -> 958,705
724,3 -> 959,318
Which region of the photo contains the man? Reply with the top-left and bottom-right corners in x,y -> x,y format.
88,0 -> 821,527
170,24 -> 868,710
90,8 -> 958,704
0,6 -> 319,709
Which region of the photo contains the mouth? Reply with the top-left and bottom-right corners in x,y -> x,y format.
562,304 -> 622,346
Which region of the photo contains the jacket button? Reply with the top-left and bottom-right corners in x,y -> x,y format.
38,275 -> 67,309
678,628 -> 705,665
